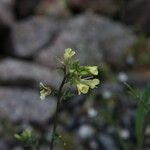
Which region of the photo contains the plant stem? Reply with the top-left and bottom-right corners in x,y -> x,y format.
50,76 -> 66,150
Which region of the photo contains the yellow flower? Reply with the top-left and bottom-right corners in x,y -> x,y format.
82,79 -> 100,89
64,48 -> 75,64
80,66 -> 98,75
40,82 -> 51,100
76,83 -> 89,95
86,66 -> 98,75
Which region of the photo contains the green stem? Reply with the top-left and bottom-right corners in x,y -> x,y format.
50,75 -> 67,150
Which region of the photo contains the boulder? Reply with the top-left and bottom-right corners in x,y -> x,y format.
0,87 -> 56,123
0,58 -> 62,88
35,13 -> 136,69
0,0 -> 14,25
11,16 -> 64,58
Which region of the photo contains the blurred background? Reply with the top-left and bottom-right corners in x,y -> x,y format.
0,0 -> 150,149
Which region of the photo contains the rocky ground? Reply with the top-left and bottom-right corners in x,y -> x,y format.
0,0 -> 150,150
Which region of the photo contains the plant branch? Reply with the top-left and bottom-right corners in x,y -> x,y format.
50,75 -> 67,150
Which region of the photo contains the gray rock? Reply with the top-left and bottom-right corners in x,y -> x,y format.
11,16 -> 64,58
0,58 -> 62,88
0,140 -> 7,150
98,134 -> 118,150
99,82 -> 124,95
36,13 -> 136,69
0,0 -> 14,25
77,125 -> 95,139
12,147 -> 23,150
0,87 -> 56,123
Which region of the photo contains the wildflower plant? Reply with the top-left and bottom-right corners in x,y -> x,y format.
40,48 -> 100,98
40,48 -> 100,150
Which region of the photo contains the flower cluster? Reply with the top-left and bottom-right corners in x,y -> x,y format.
64,48 -> 100,95
39,48 -> 100,100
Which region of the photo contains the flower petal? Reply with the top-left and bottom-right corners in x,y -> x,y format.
64,48 -> 75,63
76,83 -> 89,95
80,66 -> 98,75
82,79 -> 100,89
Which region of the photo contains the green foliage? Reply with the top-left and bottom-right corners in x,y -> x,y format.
124,83 -> 150,150
99,63 -> 115,81
130,35 -> 150,67
15,129 -> 39,150
0,118 -> 17,138
135,85 -> 150,150
131,35 -> 146,58
116,133 -> 130,150
14,129 -> 31,142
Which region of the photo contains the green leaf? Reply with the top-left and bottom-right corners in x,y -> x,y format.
135,106 -> 145,150
118,136 -> 130,150
135,85 -> 150,150
14,134 -> 21,141
14,129 -> 32,142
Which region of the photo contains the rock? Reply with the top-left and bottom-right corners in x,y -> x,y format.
98,82 -> 123,98
11,16 -> 64,58
0,58 -> 62,88
0,140 -> 7,150
68,0 -> 118,15
0,87 -> 56,123
98,134 -> 118,150
117,72 -> 128,82
36,13 -> 136,69
87,108 -> 98,118
77,125 -> 95,139
13,0 -> 40,20
12,147 -> 23,150
0,0 -> 14,25
124,0 -> 150,34
118,129 -> 130,140
89,140 -> 99,149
